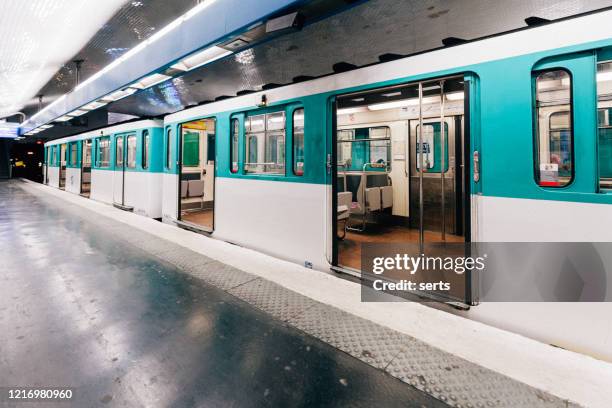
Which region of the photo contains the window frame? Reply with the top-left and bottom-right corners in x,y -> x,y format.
292,107 -> 305,176
230,117 -> 240,173
533,68 -> 575,188
97,136 -> 111,168
142,130 -> 149,170
69,142 -> 78,166
165,127 -> 173,170
126,134 -> 137,169
244,110 -> 287,175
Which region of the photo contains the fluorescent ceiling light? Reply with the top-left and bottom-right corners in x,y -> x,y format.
445,92 -> 464,101
381,91 -> 402,97
337,107 -> 368,115
68,109 -> 88,117
40,124 -> 54,129
99,87 -> 138,103
171,46 -> 232,72
55,115 -> 74,122
82,101 -> 108,111
130,73 -> 171,90
368,99 -> 419,110
597,71 -> 612,82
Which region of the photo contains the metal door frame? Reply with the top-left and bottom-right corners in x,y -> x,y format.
80,139 -> 91,196
330,73 -> 475,306
176,117 -> 217,234
112,134 -> 128,209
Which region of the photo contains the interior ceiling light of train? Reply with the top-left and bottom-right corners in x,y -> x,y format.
23,0 -> 612,141
0,0 -> 126,121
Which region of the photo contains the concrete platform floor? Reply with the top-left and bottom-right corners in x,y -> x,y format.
0,180 -> 444,407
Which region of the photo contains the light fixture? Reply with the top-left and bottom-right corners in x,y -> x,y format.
381,91 -> 402,97
367,99 -> 419,111
68,109 -> 88,117
39,124 -> 54,129
130,73 -> 171,90
55,115 -> 74,122
597,71 -> 612,83
170,46 -> 233,72
445,92 -> 464,101
81,101 -> 108,110
337,107 -> 368,115
98,87 -> 138,103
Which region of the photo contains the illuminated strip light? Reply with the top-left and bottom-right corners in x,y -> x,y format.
597,71 -> 612,82
68,109 -> 88,117
98,87 -> 137,103
82,101 -> 108,110
74,0 -> 219,92
39,124 -> 54,129
171,46 -> 232,72
129,73 -> 172,90
55,115 -> 74,122
21,0 -> 219,129
337,107 -> 368,115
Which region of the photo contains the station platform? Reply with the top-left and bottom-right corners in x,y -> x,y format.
2,179 -> 612,407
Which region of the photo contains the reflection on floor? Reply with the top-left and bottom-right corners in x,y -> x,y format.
181,209 -> 213,229
338,224 -> 463,271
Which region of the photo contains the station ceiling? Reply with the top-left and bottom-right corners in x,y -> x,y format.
18,0 -> 612,141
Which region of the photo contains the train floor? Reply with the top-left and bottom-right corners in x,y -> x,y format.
338,224 -> 464,271
2,179 -> 609,408
181,208 -> 213,228
0,180 -> 443,407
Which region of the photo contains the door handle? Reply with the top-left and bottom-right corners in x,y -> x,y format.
473,150 -> 480,183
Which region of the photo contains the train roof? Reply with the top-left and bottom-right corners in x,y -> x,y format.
44,119 -> 162,146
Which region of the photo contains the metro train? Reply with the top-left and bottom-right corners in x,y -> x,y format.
43,11 -> 612,359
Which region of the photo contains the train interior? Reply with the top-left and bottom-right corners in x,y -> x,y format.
59,143 -> 67,190
179,118 -> 216,231
334,77 -> 468,294
81,139 -> 92,197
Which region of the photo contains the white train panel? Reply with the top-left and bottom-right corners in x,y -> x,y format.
214,178 -> 329,270
65,167 -> 81,195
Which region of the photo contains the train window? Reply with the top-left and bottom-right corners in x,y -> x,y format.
126,134 -> 137,169
336,127 -> 391,171
182,131 -> 200,167
98,137 -> 110,168
293,108 -> 305,175
230,118 -> 239,173
534,69 -> 573,187
83,140 -> 92,167
245,111 -> 285,174
415,124 -> 447,172
116,136 -> 124,167
597,61 -> 612,190
165,128 -> 172,169
70,143 -> 77,166
52,146 -> 57,165
142,130 -> 149,169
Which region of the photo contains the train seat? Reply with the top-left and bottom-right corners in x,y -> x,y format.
187,180 -> 204,198
381,185 -> 393,209
181,181 -> 188,198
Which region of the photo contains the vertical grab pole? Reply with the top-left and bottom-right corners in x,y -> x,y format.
418,82 -> 424,252
440,79 -> 446,241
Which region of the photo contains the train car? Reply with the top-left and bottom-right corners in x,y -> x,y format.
44,120 -> 164,218
160,12 -> 612,357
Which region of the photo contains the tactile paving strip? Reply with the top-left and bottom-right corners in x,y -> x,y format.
228,278 -> 319,322
386,341 -> 566,407
26,184 -> 579,408
287,303 -> 407,369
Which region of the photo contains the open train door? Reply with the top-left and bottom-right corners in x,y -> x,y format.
330,74 -> 478,307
